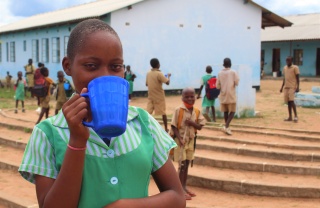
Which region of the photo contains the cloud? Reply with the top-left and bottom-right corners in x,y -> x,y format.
255,0 -> 320,16
0,0 -> 96,26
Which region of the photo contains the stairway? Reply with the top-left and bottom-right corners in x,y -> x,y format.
157,118 -> 320,198
1,111 -> 320,207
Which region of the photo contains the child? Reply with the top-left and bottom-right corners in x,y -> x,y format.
34,62 -> 45,113
124,65 -> 136,101
35,67 -> 54,124
14,71 -> 27,113
170,87 -> 206,200
6,71 -> 12,90
146,58 -> 171,132
197,65 -> 216,122
54,70 -> 74,115
19,19 -> 185,208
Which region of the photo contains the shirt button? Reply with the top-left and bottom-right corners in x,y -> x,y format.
110,177 -> 118,185
107,149 -> 114,158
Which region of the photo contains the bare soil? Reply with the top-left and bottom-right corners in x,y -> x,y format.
1,79 -> 320,208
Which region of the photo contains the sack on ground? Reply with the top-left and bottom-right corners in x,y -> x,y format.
205,76 -> 220,100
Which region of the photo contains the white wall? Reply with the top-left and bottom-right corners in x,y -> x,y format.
111,0 -> 262,91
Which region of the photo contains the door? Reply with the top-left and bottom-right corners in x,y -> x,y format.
316,48 -> 320,76
272,48 -> 281,72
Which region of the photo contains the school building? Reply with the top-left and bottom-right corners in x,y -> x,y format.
261,13 -> 320,77
0,0 -> 292,117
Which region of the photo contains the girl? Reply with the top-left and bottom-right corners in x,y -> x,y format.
19,19 -> 185,208
124,65 -> 136,101
14,71 -> 26,113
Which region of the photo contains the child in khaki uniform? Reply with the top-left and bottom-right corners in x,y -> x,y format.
55,71 -> 74,115
170,87 -> 206,200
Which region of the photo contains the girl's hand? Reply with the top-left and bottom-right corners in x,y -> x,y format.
178,136 -> 185,147
62,88 -> 89,147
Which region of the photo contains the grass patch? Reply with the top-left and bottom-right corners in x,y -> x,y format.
24,128 -> 32,133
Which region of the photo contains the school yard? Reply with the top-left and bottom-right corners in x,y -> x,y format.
0,78 -> 320,208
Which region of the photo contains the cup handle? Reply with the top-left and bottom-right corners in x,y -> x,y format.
80,93 -> 94,128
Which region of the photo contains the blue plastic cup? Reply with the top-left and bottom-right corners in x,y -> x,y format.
81,76 -> 129,137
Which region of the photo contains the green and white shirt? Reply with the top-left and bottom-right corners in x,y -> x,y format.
19,106 -> 176,206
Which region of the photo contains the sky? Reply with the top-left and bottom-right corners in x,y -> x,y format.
0,0 -> 319,27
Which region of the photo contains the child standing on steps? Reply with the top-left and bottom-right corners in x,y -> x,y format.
54,70 -> 74,115
14,71 -> 27,113
197,65 -> 217,122
19,19 -> 185,208
170,87 -> 206,200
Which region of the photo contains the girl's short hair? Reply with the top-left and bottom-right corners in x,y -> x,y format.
67,19 -> 120,60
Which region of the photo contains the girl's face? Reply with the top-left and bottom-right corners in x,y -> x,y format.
63,31 -> 124,93
17,72 -> 22,79
182,90 -> 196,105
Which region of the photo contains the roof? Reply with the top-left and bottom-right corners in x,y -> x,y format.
261,13 -> 320,42
0,0 -> 144,34
0,0 -> 291,34
249,0 -> 292,29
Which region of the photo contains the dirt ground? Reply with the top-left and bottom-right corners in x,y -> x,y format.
1,78 -> 320,208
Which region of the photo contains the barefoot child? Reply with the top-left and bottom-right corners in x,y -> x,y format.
170,87 -> 206,200
19,19 -> 185,208
14,71 -> 27,113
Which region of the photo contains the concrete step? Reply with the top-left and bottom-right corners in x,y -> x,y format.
194,148 -> 320,175
174,162 -> 320,198
0,170 -> 38,208
198,129 -> 320,151
195,138 -> 320,162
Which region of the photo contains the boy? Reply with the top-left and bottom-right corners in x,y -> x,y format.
146,58 -> 171,132
171,87 -> 206,200
197,65 -> 216,122
19,19 -> 185,208
6,71 -> 12,90
216,58 -> 239,135
280,56 -> 300,122
35,67 -> 54,124
24,58 -> 36,97
54,70 -> 74,115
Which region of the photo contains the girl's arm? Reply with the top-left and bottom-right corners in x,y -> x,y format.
104,159 -> 185,208
35,89 -> 90,208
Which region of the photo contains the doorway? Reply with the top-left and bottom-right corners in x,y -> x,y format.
316,48 -> 320,76
272,48 -> 281,73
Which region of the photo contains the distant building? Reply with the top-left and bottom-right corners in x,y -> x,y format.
261,13 -> 320,77
0,0 -> 290,91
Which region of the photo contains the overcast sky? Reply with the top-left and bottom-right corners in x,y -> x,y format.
0,0 -> 319,27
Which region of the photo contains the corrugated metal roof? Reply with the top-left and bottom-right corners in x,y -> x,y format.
0,0 -> 291,34
0,0 -> 144,34
261,13 -> 320,42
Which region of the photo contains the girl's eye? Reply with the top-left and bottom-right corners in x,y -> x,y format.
109,64 -> 125,71
84,63 -> 98,70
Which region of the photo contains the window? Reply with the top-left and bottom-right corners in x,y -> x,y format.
32,39 -> 39,62
23,40 -> 26,51
293,49 -> 303,66
42,38 -> 49,63
0,43 -> 2,62
52,37 -> 60,63
6,42 -> 9,62
64,36 -> 69,56
10,42 -> 15,62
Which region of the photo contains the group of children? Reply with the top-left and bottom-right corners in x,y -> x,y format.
18,19 -> 239,207
11,65 -> 74,123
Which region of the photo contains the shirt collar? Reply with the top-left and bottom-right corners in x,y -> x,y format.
151,68 -> 161,72
52,105 -> 139,128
